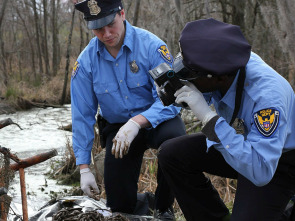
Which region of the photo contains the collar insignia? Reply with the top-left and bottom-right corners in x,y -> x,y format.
254,108 -> 280,137
88,0 -> 101,16
129,60 -> 139,73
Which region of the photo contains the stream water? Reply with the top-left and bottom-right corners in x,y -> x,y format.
0,104 -> 73,220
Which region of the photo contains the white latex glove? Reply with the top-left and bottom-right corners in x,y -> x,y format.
112,119 -> 141,159
80,168 -> 100,197
174,81 -> 217,125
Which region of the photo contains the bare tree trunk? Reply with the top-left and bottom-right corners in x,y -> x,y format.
32,0 -> 43,75
42,0 -> 50,77
79,16 -> 84,52
0,0 -> 9,86
132,0 -> 140,26
51,0 -> 58,76
0,0 -> 9,27
60,8 -> 75,105
231,0 -> 245,32
15,1 -> 37,81
0,36 -> 7,86
56,0 -> 61,70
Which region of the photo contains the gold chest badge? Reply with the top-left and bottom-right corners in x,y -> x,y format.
88,0 -> 101,16
254,108 -> 280,137
129,60 -> 139,73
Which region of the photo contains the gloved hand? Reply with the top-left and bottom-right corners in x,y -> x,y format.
174,81 -> 217,125
112,119 -> 141,159
80,168 -> 100,197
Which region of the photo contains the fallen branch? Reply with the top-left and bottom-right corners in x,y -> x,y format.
0,118 -> 23,130
17,97 -> 62,109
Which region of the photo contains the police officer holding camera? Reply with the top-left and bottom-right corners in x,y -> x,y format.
71,0 -> 186,219
157,18 -> 295,221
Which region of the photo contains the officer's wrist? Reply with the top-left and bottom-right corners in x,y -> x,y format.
80,168 -> 90,174
201,115 -> 220,142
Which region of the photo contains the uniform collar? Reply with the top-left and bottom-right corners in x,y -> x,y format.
122,20 -> 133,52
96,20 -> 133,54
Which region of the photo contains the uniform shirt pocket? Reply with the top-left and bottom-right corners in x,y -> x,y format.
94,82 -> 119,95
126,74 -> 153,106
126,74 -> 149,89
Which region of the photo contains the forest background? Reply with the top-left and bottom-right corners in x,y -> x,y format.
0,0 -> 295,219
0,0 -> 294,104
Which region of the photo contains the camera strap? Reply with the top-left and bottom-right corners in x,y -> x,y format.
229,67 -> 246,126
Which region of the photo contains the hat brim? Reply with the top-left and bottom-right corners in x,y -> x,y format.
87,12 -> 117,29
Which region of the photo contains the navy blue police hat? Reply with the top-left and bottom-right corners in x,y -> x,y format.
75,0 -> 123,30
179,18 -> 251,76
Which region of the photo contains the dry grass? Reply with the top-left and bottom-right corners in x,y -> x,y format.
1,59 -> 73,105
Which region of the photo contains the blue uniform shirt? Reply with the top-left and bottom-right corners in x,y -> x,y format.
71,20 -> 181,165
207,52 -> 295,186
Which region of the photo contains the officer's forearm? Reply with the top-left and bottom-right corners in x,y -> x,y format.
131,114 -> 151,128
79,164 -> 89,169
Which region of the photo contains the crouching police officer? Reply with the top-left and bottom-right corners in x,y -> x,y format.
71,0 -> 186,220
158,18 -> 295,221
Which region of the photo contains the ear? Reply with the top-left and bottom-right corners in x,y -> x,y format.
120,9 -> 126,21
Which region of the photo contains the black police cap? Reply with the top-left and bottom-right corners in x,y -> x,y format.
179,18 -> 251,76
75,0 -> 123,30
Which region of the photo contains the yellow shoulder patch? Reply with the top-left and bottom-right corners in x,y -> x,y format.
253,108 -> 280,137
72,61 -> 80,78
158,45 -> 173,63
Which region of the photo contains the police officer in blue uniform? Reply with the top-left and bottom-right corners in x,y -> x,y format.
71,0 -> 186,220
158,18 -> 295,221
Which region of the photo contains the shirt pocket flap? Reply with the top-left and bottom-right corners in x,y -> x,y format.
126,75 -> 149,89
94,82 -> 119,95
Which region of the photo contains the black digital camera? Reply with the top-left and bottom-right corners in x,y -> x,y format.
148,62 -> 184,106
149,52 -> 194,106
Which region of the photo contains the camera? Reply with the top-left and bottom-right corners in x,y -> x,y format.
149,52 -> 193,106
149,62 -> 184,106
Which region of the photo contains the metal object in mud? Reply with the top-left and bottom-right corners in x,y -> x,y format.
0,147 -> 58,221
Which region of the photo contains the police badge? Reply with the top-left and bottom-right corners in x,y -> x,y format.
88,0 -> 101,16
129,60 -> 139,73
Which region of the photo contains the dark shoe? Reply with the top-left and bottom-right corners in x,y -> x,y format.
154,208 -> 176,221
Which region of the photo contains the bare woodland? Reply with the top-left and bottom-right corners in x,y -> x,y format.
0,0 -> 294,97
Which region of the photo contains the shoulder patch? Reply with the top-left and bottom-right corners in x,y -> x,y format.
157,45 -> 172,63
253,108 -> 280,137
72,61 -> 80,78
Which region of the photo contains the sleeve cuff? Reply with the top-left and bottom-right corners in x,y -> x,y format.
201,115 -> 220,142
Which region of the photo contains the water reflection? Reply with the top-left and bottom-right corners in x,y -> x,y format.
0,104 -> 73,220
